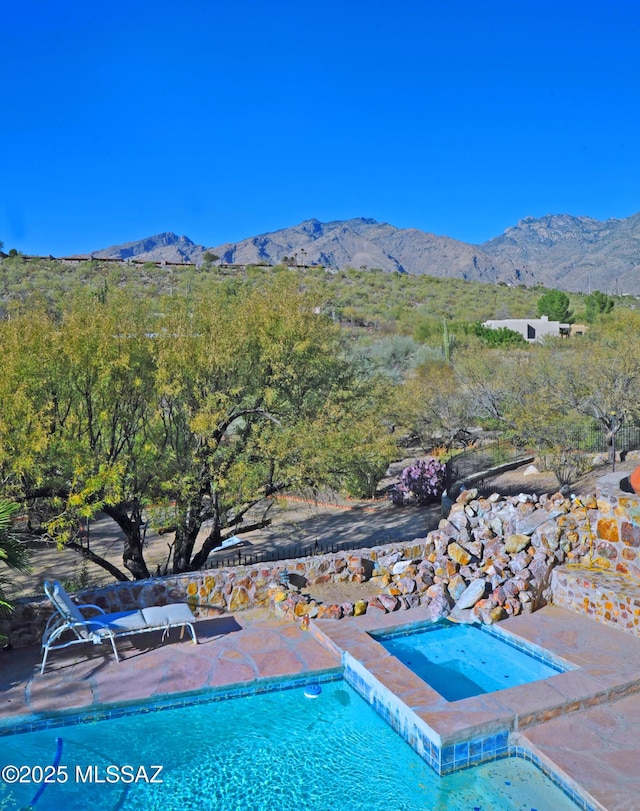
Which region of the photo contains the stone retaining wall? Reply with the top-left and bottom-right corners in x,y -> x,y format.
548,470 -> 640,636
6,541 -> 431,649
5,488 -> 585,649
579,471 -> 640,577
9,471 -> 640,650
551,566 -> 640,635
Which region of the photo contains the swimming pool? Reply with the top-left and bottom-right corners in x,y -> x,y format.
1,680 -> 584,810
373,621 -> 567,701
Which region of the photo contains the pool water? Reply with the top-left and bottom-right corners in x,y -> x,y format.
374,621 -> 565,701
2,681 -> 582,811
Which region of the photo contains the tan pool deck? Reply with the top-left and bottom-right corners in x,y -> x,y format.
1,604 -> 640,810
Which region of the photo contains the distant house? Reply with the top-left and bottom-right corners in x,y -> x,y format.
482,315 -> 571,343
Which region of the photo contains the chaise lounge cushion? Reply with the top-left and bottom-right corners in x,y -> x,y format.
86,610 -> 150,635
140,604 -> 197,627
49,580 -> 88,627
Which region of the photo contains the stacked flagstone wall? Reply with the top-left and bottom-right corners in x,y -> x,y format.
6,485 -> 598,649
551,471 -> 640,635
272,488 -> 591,624
9,471 -> 640,648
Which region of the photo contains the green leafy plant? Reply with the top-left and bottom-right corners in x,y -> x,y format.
0,500 -> 31,623
471,322 -> 526,347
584,290 -> 614,323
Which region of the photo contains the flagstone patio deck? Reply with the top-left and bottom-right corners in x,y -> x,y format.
1,604 -> 639,810
0,607 -> 340,727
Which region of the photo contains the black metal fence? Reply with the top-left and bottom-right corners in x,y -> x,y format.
451,424 -> 640,499
207,536 -> 395,569
570,424 -> 640,453
451,425 -> 640,475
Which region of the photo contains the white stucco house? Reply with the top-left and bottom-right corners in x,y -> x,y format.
482,315 -> 571,343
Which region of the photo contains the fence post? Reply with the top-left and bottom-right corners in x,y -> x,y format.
611,412 -> 617,473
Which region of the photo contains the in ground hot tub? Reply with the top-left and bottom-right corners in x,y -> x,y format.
371,620 -> 569,702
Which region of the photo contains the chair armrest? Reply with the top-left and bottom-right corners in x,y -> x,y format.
77,603 -> 107,617
42,618 -> 98,643
43,613 -> 65,638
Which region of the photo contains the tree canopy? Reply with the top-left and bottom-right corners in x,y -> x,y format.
536,289 -> 574,323
2,258 -> 640,584
584,290 -> 614,323
0,277 -> 395,579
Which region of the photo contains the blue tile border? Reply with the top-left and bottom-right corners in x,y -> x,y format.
343,653 -> 513,776
2,657 -> 598,811
343,653 -> 598,810
436,729 -> 510,775
0,668 -> 343,738
481,621 -> 575,672
371,617 -> 573,676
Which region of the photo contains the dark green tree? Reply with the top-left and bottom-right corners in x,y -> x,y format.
584,290 -> 614,323
536,289 -> 574,323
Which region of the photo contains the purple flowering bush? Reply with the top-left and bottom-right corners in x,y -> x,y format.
391,459 -> 449,506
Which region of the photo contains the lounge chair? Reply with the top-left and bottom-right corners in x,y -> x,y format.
40,580 -> 198,674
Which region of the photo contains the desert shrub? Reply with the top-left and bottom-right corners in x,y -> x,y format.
342,458 -> 390,499
471,322 -> 527,347
391,459 -> 449,506
62,559 -> 94,593
536,449 -> 594,487
350,335 -> 439,383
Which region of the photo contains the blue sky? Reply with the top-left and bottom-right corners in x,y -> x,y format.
2,0 -> 639,256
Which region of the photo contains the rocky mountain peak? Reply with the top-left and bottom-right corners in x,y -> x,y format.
93,232 -> 203,262
92,211 -> 640,294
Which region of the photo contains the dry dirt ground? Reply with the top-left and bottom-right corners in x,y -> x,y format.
8,458 -> 633,604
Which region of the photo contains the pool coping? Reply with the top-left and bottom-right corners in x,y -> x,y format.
0,668 -> 344,737
311,605 -> 640,744
1,657 -> 599,811
3,604 -> 638,810
310,604 -> 640,809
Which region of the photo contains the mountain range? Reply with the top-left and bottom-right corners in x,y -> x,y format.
91,212 -> 640,294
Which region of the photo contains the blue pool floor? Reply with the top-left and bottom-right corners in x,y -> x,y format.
2,680 -> 583,811
3,604 -> 640,808
375,621 -> 564,701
